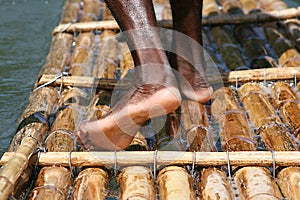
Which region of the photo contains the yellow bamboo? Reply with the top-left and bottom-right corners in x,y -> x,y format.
119,166 -> 155,200
3,151 -> 300,168
199,168 -> 234,200
277,167 -> 300,200
73,168 -> 108,200
234,167 -> 283,199
157,166 -> 196,200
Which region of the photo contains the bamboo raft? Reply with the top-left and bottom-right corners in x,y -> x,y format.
2,0 -> 300,199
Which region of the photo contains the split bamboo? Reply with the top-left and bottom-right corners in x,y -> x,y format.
157,166 -> 196,200
119,166 -> 155,200
277,167 -> 300,200
211,87 -> 256,151
52,7 -> 300,34
28,166 -> 72,200
180,100 -> 213,152
234,167 -> 283,200
73,168 -> 108,200
60,0 -> 81,24
199,168 -> 234,200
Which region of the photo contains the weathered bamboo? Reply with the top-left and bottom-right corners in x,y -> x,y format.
277,167 -> 300,200
283,20 -> 300,50
199,168 -> 234,200
69,32 -> 95,76
102,2 -> 114,20
3,151 -> 300,167
28,167 -> 72,200
80,0 -> 102,22
203,0 -> 220,16
239,0 -> 262,14
264,23 -> 300,67
36,33 -> 73,80
234,25 -> 277,69
257,122 -> 298,151
119,166 -> 155,200
210,26 -> 246,70
239,83 -> 298,151
73,168 -> 108,200
211,87 -> 256,151
157,166 -> 196,200
94,31 -> 119,79
9,86 -> 59,151
180,100 -> 213,152
219,0 -> 244,15
60,0 -> 81,24
52,7 -> 300,34
259,0 -> 288,11
239,83 -> 281,127
234,167 -> 283,200
271,82 -> 300,136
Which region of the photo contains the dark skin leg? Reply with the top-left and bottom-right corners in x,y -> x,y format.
76,0 -> 210,150
169,0 -> 212,103
77,0 -> 181,150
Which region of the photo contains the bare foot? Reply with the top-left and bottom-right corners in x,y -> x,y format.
76,66 -> 181,150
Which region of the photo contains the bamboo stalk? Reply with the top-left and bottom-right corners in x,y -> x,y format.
73,168 -> 108,200
119,43 -> 134,78
119,166 -> 155,200
211,87 -> 257,151
28,167 -> 72,200
157,166 -> 196,200
199,168 -> 234,200
259,0 -> 288,11
60,0 -> 81,24
239,0 -> 262,14
270,82 -> 300,136
203,0 -> 220,16
277,167 -> 300,200
38,67 -> 300,90
52,7 -> 300,34
69,32 -> 95,76
36,33 -> 73,81
234,167 -> 283,200
239,83 -> 281,127
180,100 -> 213,152
80,0 -> 102,22
3,151 -> 300,167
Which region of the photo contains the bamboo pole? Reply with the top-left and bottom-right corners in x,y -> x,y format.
80,0 -> 102,22
277,167 -> 300,200
37,67 -> 300,89
180,100 -> 213,152
199,168 -> 235,200
36,33 -> 73,81
234,167 -> 283,199
157,166 -> 196,200
119,166 -> 155,200
239,83 -> 298,151
3,151 -> 300,167
28,167 -> 72,200
73,168 -> 109,200
270,82 -> 300,137
119,43 -> 134,78
52,7 -> 300,34
60,0 -> 82,24
211,87 -> 257,151
69,32 -> 95,76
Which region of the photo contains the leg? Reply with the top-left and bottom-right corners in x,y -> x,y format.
76,0 -> 181,150
169,0 -> 212,103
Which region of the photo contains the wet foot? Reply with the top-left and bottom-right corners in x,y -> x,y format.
76,66 -> 181,150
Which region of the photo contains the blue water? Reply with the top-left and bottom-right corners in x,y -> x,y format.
0,0 -> 299,157
0,0 -> 64,156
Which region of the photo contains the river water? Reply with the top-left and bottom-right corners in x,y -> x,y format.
0,0 -> 299,157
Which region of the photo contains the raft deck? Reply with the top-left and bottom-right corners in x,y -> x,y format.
1,0 -> 300,199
